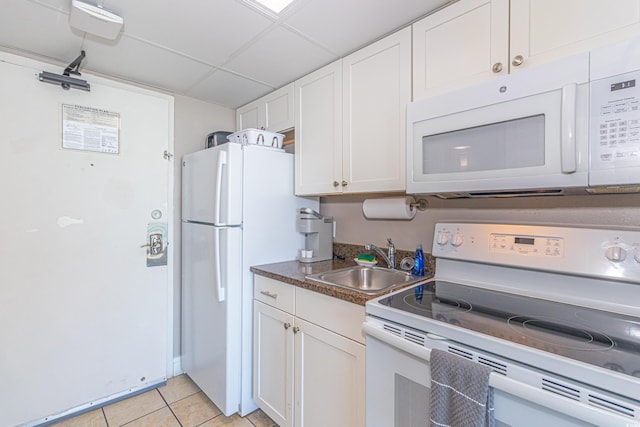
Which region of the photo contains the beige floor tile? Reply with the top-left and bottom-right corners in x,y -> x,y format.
123,407 -> 180,427
199,413 -> 253,426
158,374 -> 200,404
103,390 -> 166,426
246,409 -> 279,427
50,409 -> 107,427
170,391 -> 222,427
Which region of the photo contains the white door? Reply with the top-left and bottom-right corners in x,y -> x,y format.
412,0 -> 509,99
0,52 -> 173,426
294,318 -> 365,427
181,144 -> 243,226
342,27 -> 411,193
253,300 -> 294,427
181,223 -> 242,416
294,60 -> 343,195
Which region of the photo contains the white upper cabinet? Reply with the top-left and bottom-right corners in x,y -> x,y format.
294,60 -> 343,195
342,26 -> 411,194
413,0 -> 640,100
413,0 -> 509,100
236,83 -> 294,132
295,28 -> 411,196
510,0 -> 640,71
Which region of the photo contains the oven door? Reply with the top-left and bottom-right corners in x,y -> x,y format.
363,318 -> 638,427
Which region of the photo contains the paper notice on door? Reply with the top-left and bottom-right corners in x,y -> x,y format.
62,104 -> 120,154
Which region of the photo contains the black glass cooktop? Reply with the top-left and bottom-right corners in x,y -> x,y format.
378,281 -> 640,378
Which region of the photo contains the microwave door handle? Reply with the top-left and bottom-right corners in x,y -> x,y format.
561,83 -> 577,174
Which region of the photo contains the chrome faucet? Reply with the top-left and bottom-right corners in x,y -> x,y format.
365,238 -> 396,269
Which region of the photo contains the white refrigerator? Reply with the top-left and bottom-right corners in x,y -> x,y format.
181,142 -> 317,416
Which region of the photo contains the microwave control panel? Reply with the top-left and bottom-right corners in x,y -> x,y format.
590,69 -> 640,171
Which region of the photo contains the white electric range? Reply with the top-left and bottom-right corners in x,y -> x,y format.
364,222 -> 640,427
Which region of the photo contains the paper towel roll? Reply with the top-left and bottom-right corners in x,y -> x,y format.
362,197 -> 416,220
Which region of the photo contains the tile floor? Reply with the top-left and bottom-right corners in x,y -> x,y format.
51,375 -> 278,427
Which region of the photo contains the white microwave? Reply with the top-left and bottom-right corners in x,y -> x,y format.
407,38 -> 640,197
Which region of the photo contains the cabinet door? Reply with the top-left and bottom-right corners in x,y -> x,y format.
294,318 -> 365,427
294,61 -> 343,195
342,27 -> 411,193
510,0 -> 640,73
236,100 -> 262,131
254,301 -> 294,427
412,0 -> 509,100
264,83 -> 294,132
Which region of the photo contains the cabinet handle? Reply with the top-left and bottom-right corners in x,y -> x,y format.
341,181 -> 348,187
260,290 -> 278,299
333,181 -> 340,187
512,55 -> 524,67
284,322 -> 291,330
492,62 -> 503,73
293,326 -> 300,334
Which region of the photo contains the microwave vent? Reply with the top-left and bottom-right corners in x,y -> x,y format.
434,189 -> 565,199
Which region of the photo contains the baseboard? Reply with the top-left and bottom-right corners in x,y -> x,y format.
173,356 -> 183,376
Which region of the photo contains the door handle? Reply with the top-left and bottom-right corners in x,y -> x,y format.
141,233 -> 164,256
141,222 -> 168,267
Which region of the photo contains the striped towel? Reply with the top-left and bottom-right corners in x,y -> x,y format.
429,349 -> 495,427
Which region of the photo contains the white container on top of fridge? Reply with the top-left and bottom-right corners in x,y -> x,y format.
181,143 -> 318,416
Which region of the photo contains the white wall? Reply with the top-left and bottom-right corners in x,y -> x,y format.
320,193 -> 640,252
173,95 -> 235,357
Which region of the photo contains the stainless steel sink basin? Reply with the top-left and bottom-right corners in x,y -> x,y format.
306,266 -> 421,294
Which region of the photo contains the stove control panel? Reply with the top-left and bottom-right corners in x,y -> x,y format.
432,222 -> 640,283
489,233 -> 565,258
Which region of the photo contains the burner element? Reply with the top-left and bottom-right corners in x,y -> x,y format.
507,315 -> 614,352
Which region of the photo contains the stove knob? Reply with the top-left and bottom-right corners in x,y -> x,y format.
436,231 -> 450,246
451,234 -> 464,247
634,248 -> 640,264
605,245 -> 627,262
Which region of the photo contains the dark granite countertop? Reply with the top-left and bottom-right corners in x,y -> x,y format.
251,259 -> 433,306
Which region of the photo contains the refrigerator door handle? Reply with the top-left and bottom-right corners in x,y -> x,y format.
215,150 -> 228,226
214,227 -> 225,302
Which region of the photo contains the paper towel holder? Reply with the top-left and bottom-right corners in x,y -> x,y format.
410,198 -> 429,212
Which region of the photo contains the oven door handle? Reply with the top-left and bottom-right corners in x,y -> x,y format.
362,322 -> 640,427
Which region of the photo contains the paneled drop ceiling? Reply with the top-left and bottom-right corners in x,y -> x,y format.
0,0 -> 452,108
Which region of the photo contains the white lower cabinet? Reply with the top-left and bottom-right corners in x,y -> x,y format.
253,276 -> 365,427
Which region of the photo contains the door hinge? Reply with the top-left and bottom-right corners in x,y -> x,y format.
163,150 -> 174,160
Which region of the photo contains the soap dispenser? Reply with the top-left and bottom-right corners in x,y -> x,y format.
412,244 -> 425,276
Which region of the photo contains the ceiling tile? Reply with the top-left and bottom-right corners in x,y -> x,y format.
0,0 -> 83,62
3,0 -> 454,107
186,69 -> 273,108
285,0 -> 450,54
82,35 -> 213,94
224,26 -> 336,87
111,0 -> 274,65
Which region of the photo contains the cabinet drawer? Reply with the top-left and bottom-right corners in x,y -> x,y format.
254,275 -> 295,313
296,287 -> 366,344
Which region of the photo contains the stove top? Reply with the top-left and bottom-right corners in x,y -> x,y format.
377,280 -> 640,379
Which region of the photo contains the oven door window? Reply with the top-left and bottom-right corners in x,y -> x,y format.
422,114 -> 545,174
395,374 -> 429,427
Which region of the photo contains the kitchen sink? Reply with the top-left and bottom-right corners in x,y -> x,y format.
306,266 -> 422,294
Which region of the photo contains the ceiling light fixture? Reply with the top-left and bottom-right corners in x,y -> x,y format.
253,0 -> 295,14
69,0 -> 124,40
